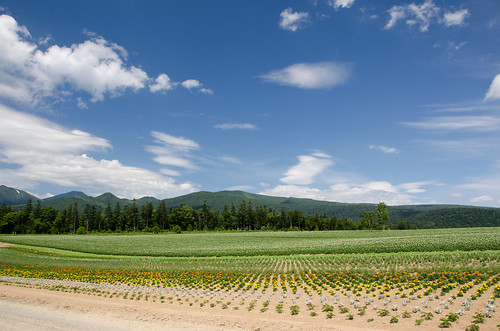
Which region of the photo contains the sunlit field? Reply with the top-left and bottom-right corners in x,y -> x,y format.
1,228 -> 499,329
1,227 -> 499,257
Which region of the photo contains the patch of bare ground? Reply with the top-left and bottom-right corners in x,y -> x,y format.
1,278 -> 499,330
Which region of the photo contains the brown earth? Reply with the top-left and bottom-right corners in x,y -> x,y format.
1,280 -> 499,331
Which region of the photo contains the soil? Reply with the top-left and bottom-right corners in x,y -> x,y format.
1,278 -> 499,330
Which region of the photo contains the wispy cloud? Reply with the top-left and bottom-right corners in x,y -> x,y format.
214,123 -> 257,130
279,8 -> 310,32
145,131 -> 200,172
369,145 -> 400,154
261,180 -> 437,205
181,79 -> 214,94
328,0 -> 355,10
220,156 -> 242,164
402,116 -> 500,131
399,181 -> 437,194
469,195 -> 493,203
384,1 -> 469,32
260,62 -> 352,89
224,185 -> 254,191
0,104 -> 197,198
261,150 -> 439,205
280,153 -> 333,185
443,9 -> 470,27
416,138 -> 500,156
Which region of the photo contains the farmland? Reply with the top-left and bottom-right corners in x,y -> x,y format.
1,228 -> 500,330
1,227 -> 499,257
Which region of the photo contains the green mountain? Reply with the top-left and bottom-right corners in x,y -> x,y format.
38,192 -> 129,210
161,190 -> 468,220
162,190 -> 376,218
3,186 -> 500,228
0,185 -> 39,206
44,191 -> 87,200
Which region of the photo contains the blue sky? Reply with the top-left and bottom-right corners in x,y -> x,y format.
1,0 -> 500,206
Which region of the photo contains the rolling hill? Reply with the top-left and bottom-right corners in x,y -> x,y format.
2,185 -> 500,228
0,185 -> 39,206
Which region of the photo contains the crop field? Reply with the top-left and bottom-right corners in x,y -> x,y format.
1,227 -> 499,257
1,228 -> 499,330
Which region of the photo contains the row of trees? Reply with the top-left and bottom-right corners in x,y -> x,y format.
0,200 -> 408,234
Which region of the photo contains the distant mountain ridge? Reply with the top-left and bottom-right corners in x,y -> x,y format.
44,191 -> 88,200
0,185 -> 38,206
1,185 -> 500,228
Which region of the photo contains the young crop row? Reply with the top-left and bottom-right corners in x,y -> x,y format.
1,262 -> 499,329
1,243 -> 498,275
2,263 -> 499,299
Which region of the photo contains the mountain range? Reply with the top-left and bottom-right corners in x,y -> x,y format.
1,185 -> 500,228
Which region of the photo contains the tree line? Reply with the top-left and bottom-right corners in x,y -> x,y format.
0,199 -> 410,234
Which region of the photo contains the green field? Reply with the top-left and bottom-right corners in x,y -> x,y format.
1,227 -> 499,257
1,228 -> 499,329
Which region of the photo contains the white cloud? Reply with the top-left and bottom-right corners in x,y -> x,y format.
150,73 -> 178,93
261,182 -> 415,205
0,14 -> 148,104
214,123 -> 257,130
181,79 -> 202,90
417,138 -> 499,156
402,116 -> 500,131
181,79 -> 214,94
76,97 -> 88,109
279,8 -> 310,32
328,0 -> 355,10
485,74 -> 500,100
311,152 -> 331,158
458,175 -> 500,191
0,14 -> 210,105
443,9 -> 470,27
470,195 -> 493,203
0,105 -> 110,165
447,41 -> 468,51
160,168 -> 181,177
280,153 -> 333,185
200,88 -> 214,95
0,104 -> 197,198
453,172 -> 500,205
262,157 -> 439,205
260,62 -> 352,89
385,1 -> 468,32
225,185 -> 254,191
385,0 -> 440,32
398,181 -> 436,194
145,131 -> 200,171
385,5 -> 408,30
369,145 -> 400,154
220,156 -> 242,164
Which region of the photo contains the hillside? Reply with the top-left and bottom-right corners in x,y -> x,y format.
44,191 -> 87,200
0,185 -> 38,206
2,185 -> 500,228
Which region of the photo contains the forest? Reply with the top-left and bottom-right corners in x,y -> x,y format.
2,195 -> 500,234
0,199 -> 406,234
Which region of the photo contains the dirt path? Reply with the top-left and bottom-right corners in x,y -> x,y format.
0,282 -> 391,331
1,278 -> 499,330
